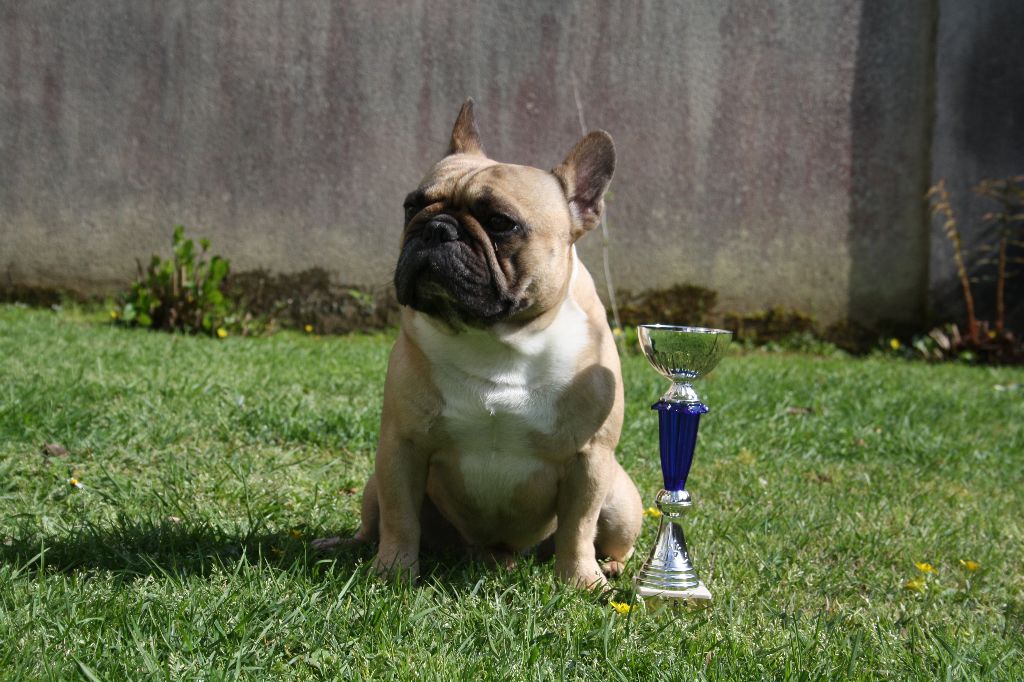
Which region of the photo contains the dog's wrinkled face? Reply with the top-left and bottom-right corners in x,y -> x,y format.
394,101 -> 615,329
395,156 -> 573,327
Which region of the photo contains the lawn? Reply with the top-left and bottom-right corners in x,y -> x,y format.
1,304 -> 1022,680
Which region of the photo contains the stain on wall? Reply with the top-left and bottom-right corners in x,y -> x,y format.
847,1 -> 935,328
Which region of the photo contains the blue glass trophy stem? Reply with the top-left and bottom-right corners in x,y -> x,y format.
654,397 -> 708,492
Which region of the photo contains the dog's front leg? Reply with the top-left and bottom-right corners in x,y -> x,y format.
372,425 -> 428,581
554,445 -> 614,590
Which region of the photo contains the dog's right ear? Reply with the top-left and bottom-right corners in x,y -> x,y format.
448,99 -> 486,157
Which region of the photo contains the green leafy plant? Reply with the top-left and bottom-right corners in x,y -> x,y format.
115,226 -> 236,336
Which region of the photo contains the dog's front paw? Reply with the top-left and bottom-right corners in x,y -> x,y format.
600,559 -> 627,578
555,557 -> 608,591
372,547 -> 420,583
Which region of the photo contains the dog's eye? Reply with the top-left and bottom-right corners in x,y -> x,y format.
404,203 -> 420,224
403,191 -> 427,224
488,214 -> 519,234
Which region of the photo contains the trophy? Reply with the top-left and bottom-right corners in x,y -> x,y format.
633,324 -> 732,603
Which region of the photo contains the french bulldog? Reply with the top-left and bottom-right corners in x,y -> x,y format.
317,100 -> 642,589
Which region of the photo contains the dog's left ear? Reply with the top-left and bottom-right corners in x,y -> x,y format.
553,131 -> 616,240
448,99 -> 486,157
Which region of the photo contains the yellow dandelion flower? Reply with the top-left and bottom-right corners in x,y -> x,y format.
304,324 -> 313,333
643,506 -> 662,518
889,338 -> 901,351
109,309 -> 119,320
612,327 -> 624,338
904,578 -> 926,592
960,559 -> 980,572
737,448 -> 757,465
914,562 -> 935,574
216,328 -> 228,339
68,478 -> 83,489
609,601 -> 632,614
289,529 -> 303,539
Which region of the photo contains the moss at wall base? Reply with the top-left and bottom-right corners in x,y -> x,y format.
0,277 -> 934,354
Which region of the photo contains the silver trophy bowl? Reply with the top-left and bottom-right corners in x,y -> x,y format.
634,324 -> 731,604
638,324 -> 732,404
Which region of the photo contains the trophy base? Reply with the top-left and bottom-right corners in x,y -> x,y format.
633,489 -> 712,607
635,580 -> 712,604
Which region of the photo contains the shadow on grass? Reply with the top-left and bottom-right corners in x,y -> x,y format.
0,517 -> 373,579
0,517 -> 551,593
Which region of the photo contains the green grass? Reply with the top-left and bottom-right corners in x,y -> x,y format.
1,304 -> 1022,680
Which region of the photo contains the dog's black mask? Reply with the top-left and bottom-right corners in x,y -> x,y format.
394,212 -> 521,329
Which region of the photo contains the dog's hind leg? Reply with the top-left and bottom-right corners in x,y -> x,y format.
595,461 -> 642,578
353,474 -> 381,543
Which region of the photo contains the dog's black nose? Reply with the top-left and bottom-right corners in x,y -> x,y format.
423,215 -> 459,246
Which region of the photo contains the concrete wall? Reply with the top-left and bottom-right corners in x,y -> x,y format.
0,1 -> 954,327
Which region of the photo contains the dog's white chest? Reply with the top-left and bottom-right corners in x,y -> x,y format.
411,296 -> 590,510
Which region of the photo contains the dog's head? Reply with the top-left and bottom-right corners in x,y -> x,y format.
394,100 -> 615,329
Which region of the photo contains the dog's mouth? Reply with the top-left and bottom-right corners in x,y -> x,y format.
394,237 -> 521,328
